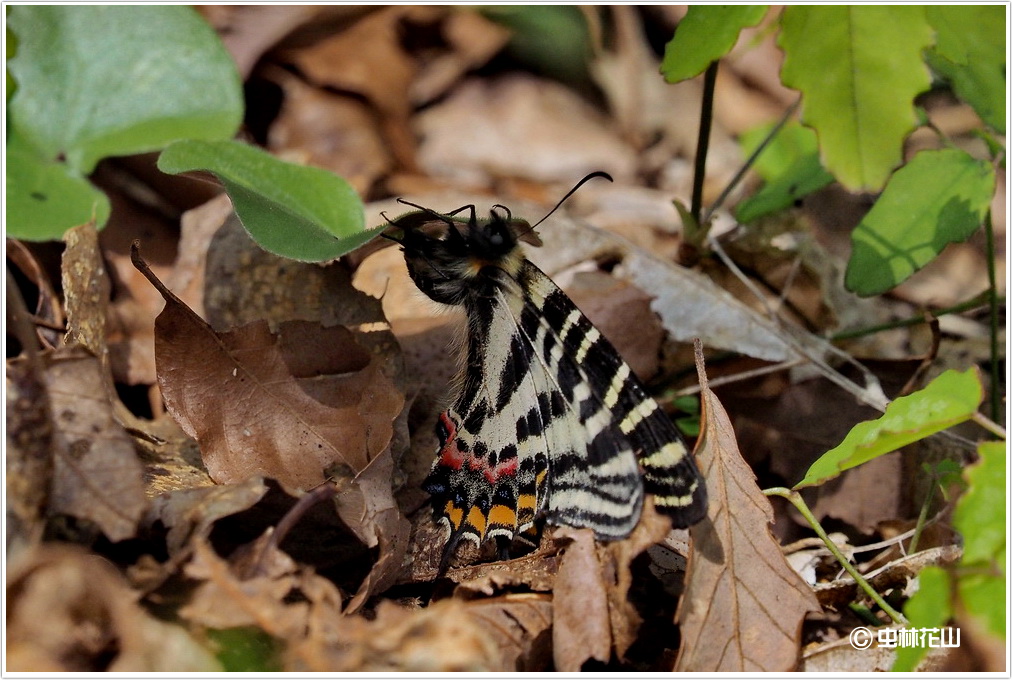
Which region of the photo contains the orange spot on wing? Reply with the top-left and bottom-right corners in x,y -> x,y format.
445,501 -> 464,529
466,506 -> 487,538
487,504 -> 517,528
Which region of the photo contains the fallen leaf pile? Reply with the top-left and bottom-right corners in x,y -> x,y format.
6,6 -> 1002,673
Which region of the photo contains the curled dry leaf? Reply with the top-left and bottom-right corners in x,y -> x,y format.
146,476 -> 270,558
7,544 -> 219,672
132,245 -> 404,490
6,351 -> 54,553
8,346 -> 146,542
674,342 -> 820,672
288,598 -> 504,672
552,527 -> 612,671
463,594 -> 555,671
7,238 -> 64,348
133,244 -> 411,606
552,501 -> 674,670
180,536 -> 344,643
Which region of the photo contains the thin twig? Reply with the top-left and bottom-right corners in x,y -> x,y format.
707,233 -> 889,411
829,291 -> 999,341
702,96 -> 802,225
673,357 -> 806,397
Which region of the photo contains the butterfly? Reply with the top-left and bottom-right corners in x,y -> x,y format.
385,173 -> 707,574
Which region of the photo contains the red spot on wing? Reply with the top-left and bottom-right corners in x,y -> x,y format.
484,457 -> 519,484
437,412 -> 464,470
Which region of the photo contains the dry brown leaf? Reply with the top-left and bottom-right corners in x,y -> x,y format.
146,477 -> 270,557
552,502 -> 673,671
552,527 -> 612,670
268,70 -> 392,197
179,536 -> 343,642
7,544 -> 219,672
6,352 -> 54,553
288,598 -> 504,672
463,594 -> 554,671
675,341 -> 820,672
31,346 -> 146,541
415,74 -> 638,185
282,6 -> 434,170
603,500 -> 675,660
132,246 -> 403,490
7,238 -> 64,349
411,10 -> 511,104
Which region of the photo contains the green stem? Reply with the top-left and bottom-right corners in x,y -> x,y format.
984,211 -> 1002,424
907,480 -> 935,555
764,487 -> 907,625
690,60 -> 719,226
829,292 -> 1002,341
703,97 -> 801,225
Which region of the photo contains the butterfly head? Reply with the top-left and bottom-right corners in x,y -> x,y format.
385,203 -> 530,306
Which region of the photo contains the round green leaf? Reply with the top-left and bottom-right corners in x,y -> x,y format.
846,149 -> 995,296
158,140 -> 372,262
662,5 -> 768,83
6,131 -> 111,241
7,5 -> 242,174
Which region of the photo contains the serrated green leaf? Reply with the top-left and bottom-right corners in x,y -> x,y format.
8,5 -> 242,174
892,566 -> 952,671
954,441 -> 1006,566
924,6 -> 1005,133
778,6 -> 933,191
6,130 -> 111,240
845,149 -> 995,296
795,368 -> 983,489
735,122 -> 835,222
158,140 -> 374,262
958,482 -> 1007,638
958,558 -> 1006,640
661,5 -> 768,82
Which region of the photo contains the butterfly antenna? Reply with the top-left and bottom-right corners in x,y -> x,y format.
528,171 -> 613,230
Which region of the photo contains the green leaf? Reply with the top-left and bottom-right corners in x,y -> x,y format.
6,130 -> 111,240
207,627 -> 282,672
8,5 -> 242,174
795,368 -> 983,489
925,6 -> 1005,133
480,6 -> 592,86
954,441 -> 1006,566
661,5 -> 768,82
158,140 -> 374,262
892,566 -> 952,671
958,555 -> 1006,640
735,122 -> 835,222
845,149 -> 995,296
778,6 -> 934,191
